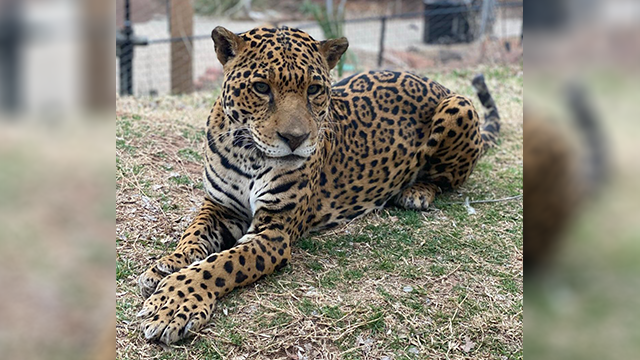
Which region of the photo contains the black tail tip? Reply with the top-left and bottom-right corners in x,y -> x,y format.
472,74 -> 486,90
564,81 -> 587,109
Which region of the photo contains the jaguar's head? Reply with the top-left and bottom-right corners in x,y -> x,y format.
211,26 -> 348,160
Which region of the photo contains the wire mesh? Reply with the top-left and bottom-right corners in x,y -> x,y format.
116,0 -> 522,97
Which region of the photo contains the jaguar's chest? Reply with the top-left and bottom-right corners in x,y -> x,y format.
202,159 -> 254,219
203,142 -> 314,219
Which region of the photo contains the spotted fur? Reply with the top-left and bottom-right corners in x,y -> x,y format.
524,84 -> 605,271
137,26 -> 500,344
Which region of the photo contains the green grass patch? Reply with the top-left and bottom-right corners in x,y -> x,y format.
178,148 -> 203,163
169,174 -> 193,185
116,259 -> 134,281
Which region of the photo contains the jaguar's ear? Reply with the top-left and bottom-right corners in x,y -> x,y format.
211,26 -> 246,66
320,37 -> 349,70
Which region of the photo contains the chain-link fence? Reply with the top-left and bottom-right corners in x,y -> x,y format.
116,0 -> 522,97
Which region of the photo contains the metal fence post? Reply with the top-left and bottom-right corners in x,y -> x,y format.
119,0 -> 134,96
0,3 -> 22,112
377,16 -> 387,67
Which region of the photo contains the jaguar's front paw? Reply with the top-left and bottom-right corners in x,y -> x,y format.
137,268 -> 216,344
137,266 -> 166,299
137,251 -> 195,298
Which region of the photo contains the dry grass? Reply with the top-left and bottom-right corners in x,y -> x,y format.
116,65 -> 523,360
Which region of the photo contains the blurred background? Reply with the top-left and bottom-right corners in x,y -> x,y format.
524,0 -> 640,359
0,0 -> 113,360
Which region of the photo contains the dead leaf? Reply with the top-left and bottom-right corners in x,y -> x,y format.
462,336 -> 475,353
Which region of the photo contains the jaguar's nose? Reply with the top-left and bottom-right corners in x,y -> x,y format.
277,131 -> 310,151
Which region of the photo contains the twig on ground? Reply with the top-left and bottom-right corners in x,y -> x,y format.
441,194 -> 522,205
433,264 -> 462,284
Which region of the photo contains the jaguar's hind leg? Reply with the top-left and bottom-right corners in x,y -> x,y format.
418,94 -> 484,190
394,182 -> 442,211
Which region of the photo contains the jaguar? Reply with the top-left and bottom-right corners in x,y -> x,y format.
524,84 -> 605,271
136,26 -> 501,344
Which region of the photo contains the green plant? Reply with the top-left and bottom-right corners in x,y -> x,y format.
302,0 -> 349,77
195,0 -> 244,16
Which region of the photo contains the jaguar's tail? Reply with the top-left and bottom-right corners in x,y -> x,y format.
472,74 -> 501,151
566,83 -> 607,192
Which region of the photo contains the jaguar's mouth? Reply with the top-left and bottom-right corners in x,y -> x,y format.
263,153 -> 307,162
252,139 -> 312,161
279,154 -> 305,162
249,131 -> 315,161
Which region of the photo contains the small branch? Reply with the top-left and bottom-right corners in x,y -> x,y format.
437,264 -> 461,283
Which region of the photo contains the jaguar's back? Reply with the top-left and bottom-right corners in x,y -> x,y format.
305,70 -> 490,230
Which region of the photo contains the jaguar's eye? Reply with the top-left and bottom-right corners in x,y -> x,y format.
307,84 -> 322,95
253,82 -> 270,94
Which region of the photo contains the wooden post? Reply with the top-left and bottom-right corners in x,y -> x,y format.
84,0 -> 113,106
170,0 -> 194,95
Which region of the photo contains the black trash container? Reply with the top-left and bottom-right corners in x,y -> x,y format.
423,0 -> 475,44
